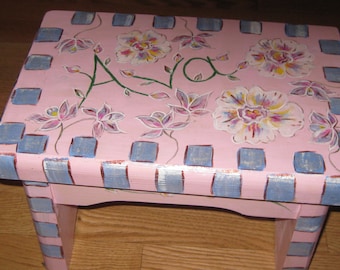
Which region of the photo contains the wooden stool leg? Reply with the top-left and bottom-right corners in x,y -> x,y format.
23,182 -> 77,270
275,204 -> 329,270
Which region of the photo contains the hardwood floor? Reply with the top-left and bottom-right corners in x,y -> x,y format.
0,1 -> 339,269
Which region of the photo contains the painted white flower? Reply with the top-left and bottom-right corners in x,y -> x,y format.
246,38 -> 313,78
213,86 -> 304,144
116,30 -> 171,65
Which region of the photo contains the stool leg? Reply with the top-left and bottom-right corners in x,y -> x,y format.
23,182 -> 77,270
275,204 -> 329,270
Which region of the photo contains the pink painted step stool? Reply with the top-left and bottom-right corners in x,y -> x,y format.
0,10 -> 340,269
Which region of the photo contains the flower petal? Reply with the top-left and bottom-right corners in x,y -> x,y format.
97,103 -> 111,120
167,121 -> 190,130
40,119 -> 61,131
58,100 -> 69,119
310,111 -> 329,125
290,86 -> 307,96
329,132 -> 339,153
290,80 -> 312,87
172,35 -> 192,42
93,121 -> 104,138
102,121 -> 124,134
27,114 -> 51,123
218,87 -> 248,108
189,92 -> 211,110
161,111 -> 174,126
136,115 -> 163,128
191,109 -> 211,116
169,105 -> 190,115
56,39 -> 76,53
65,65 -> 81,73
120,69 -> 135,77
247,87 -> 287,111
176,88 -> 189,108
82,107 -> 97,117
328,112 -> 338,126
63,103 -> 78,121
76,39 -> 94,49
150,91 -> 170,100
140,129 -> 163,139
103,112 -> 125,122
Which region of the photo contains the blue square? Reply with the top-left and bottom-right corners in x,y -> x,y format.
212,171 -> 241,198
43,158 -> 73,184
17,134 -> 48,154
71,11 -> 95,25
11,88 -> 42,105
319,40 -> 340,55
156,166 -> 183,193
185,145 -> 213,167
0,122 -> 25,144
0,154 -> 19,180
69,137 -> 97,158
28,197 -> 54,213
24,55 -> 52,70
287,242 -> 314,257
153,16 -> 175,29
40,244 -> 63,258
329,98 -> 340,115
34,28 -> 63,42
238,148 -> 265,171
285,24 -> 309,37
112,13 -> 135,26
240,20 -> 262,34
324,67 -> 340,83
130,141 -> 158,163
102,162 -> 130,189
197,18 -> 222,31
34,221 -> 59,237
321,176 -> 340,205
294,152 -> 325,174
295,216 -> 326,232
265,174 -> 295,202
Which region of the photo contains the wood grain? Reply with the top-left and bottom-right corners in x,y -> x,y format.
0,1 -> 340,269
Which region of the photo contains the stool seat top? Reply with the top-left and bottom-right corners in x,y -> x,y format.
1,10 -> 340,205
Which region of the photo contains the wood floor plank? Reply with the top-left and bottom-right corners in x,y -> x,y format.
141,245 -> 275,270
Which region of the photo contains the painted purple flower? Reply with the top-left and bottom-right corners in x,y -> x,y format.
136,111 -> 189,139
213,86 -> 304,144
172,33 -> 212,50
246,38 -> 314,78
27,100 -> 78,130
290,80 -> 333,101
309,111 -> 339,152
169,88 -> 211,116
82,103 -> 125,138
56,38 -> 95,54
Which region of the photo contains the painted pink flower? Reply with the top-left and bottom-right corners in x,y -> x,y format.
246,39 -> 313,78
172,33 -> 212,50
169,88 -> 211,116
290,80 -> 333,101
56,38 -> 95,54
309,111 -> 339,152
116,30 -> 171,65
82,103 -> 125,138
213,86 -> 304,144
93,43 -> 103,54
136,111 -> 189,139
27,100 -> 78,131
